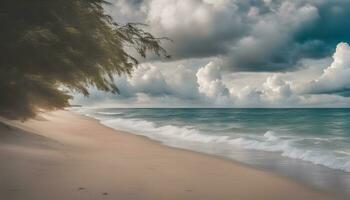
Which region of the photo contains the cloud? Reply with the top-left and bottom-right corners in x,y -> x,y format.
196,62 -> 232,105
303,42 -> 350,96
104,0 -> 146,24
73,61 -> 300,107
233,86 -> 263,107
105,0 -> 350,72
221,1 -> 321,71
165,65 -> 200,99
145,0 -> 245,59
196,62 -> 229,98
262,75 -> 293,101
127,64 -> 171,96
72,53 -> 350,107
66,0 -> 350,108
72,63 -> 203,107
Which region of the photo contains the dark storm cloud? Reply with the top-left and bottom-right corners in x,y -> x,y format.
107,0 -> 350,72
295,1 -> 350,45
221,0 -> 350,72
311,89 -> 350,98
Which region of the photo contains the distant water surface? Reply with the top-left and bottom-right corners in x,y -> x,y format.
75,108 -> 350,195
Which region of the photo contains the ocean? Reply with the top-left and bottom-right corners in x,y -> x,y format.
74,108 -> 350,195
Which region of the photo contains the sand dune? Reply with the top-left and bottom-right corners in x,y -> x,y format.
0,110 -> 341,200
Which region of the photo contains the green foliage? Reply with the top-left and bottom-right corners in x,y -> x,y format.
0,0 -> 168,119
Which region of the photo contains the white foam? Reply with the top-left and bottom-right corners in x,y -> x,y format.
230,136 -> 350,172
336,150 -> 350,156
263,130 -> 279,141
101,118 -> 229,144
93,116 -> 350,173
96,111 -> 122,115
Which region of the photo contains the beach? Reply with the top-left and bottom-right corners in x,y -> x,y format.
0,110 -> 341,200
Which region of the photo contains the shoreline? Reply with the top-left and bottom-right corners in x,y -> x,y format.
0,110 -> 343,200
83,111 -> 350,197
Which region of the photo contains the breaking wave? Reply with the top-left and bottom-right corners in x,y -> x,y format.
95,116 -> 350,172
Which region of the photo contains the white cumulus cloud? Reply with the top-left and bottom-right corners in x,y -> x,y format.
196,62 -> 230,99
303,42 -> 350,96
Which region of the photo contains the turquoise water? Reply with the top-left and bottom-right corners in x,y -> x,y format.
76,108 -> 350,195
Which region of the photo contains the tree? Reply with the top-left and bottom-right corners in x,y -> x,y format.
0,0 -> 169,119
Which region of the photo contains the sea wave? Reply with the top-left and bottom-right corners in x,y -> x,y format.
92,116 -> 350,172
96,111 -> 123,115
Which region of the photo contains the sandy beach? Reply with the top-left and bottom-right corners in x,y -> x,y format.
0,110 -> 342,200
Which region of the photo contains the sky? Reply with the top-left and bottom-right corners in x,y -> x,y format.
73,0 -> 350,108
